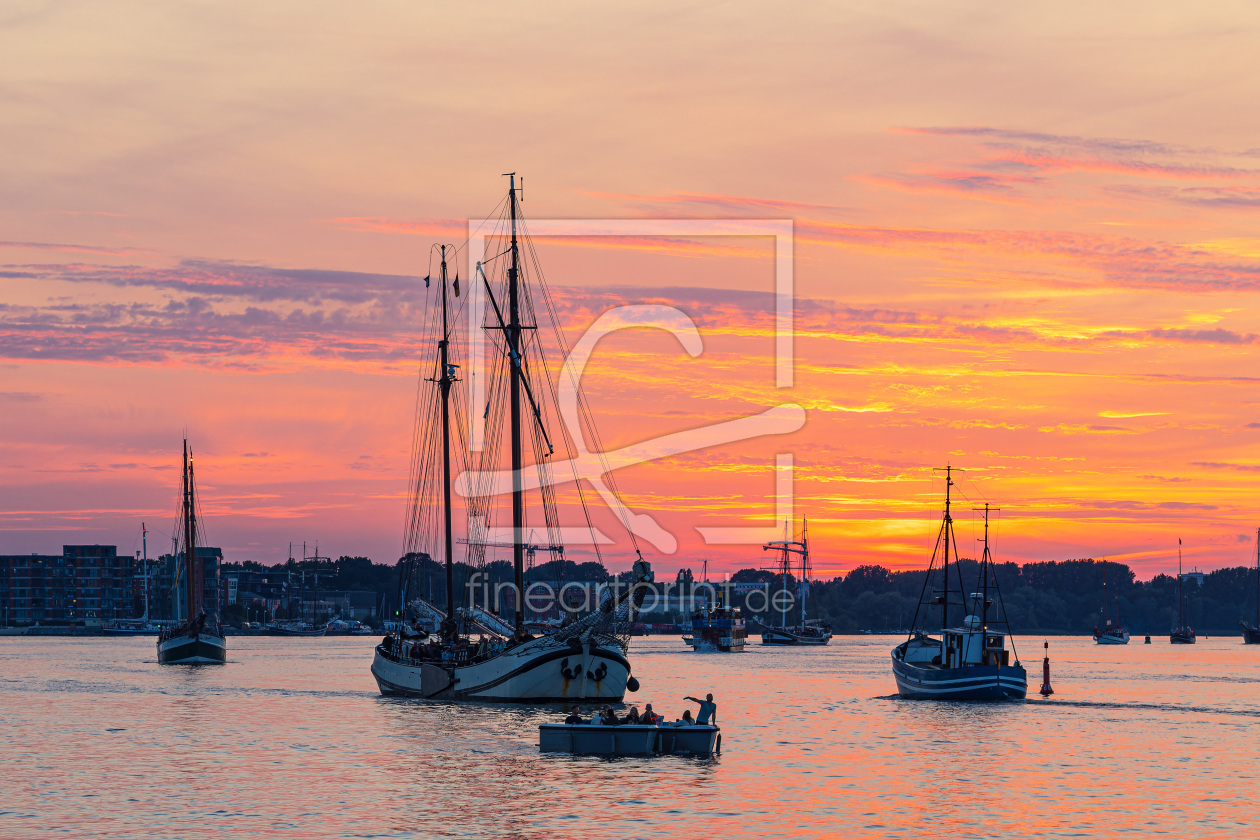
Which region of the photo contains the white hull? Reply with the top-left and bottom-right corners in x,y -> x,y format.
761,627 -> 831,646
1094,629 -> 1130,645
371,635 -> 633,701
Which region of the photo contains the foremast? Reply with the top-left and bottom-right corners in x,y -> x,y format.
182,439 -> 201,621
763,518 -> 810,630
436,245 -> 457,640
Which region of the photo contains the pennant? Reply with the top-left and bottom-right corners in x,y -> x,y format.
453,274 -> 461,297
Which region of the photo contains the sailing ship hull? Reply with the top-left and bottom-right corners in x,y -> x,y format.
371,636 -> 632,701
1169,629 -> 1196,644
1093,628 -> 1130,645
157,631 -> 227,664
1241,622 -> 1260,645
761,627 -> 831,646
891,653 -> 1027,701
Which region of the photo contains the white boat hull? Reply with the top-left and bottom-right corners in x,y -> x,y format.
761,627 -> 831,646
371,635 -> 633,701
1094,628 -> 1130,645
157,631 -> 226,664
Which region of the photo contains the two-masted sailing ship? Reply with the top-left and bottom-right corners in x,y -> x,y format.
156,440 -> 227,664
370,176 -> 654,701
1241,528 -> 1260,645
891,467 -> 1027,701
760,518 -> 831,645
1093,566 -> 1130,645
1170,539 -> 1196,645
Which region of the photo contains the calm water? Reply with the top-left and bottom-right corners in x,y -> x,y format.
2,634 -> 1258,839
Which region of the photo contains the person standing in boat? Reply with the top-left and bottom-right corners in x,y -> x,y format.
684,693 -> 716,724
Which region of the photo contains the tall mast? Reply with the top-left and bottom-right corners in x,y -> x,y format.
800,517 -> 809,630
183,440 -> 198,620
141,522 -> 149,621
942,466 -> 952,631
1177,540 -> 1183,628
439,245 -> 456,637
781,520 -> 789,629
507,173 -> 525,634
977,503 -> 995,630
1254,527 -> 1258,628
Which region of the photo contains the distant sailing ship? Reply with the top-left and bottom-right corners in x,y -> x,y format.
156,440 -> 227,664
1170,539 -> 1196,645
1093,567 -> 1130,645
370,177 -> 654,700
891,467 -> 1026,701
760,518 -> 831,645
1241,528 -> 1260,645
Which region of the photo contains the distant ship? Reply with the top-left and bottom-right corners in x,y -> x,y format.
369,178 -> 654,701
1093,567 -> 1130,645
1241,528 -> 1260,645
1170,539 -> 1196,645
105,523 -> 163,636
683,600 -> 747,652
891,467 -> 1027,701
760,518 -> 831,646
156,440 -> 227,664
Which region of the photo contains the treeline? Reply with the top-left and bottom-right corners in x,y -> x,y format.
224,554 -> 1260,635
801,559 -> 1260,636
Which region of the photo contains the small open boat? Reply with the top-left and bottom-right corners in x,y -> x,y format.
539,724 -> 720,756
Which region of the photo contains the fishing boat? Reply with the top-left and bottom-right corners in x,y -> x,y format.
370,178 -> 654,700
1241,528 -> 1260,645
891,467 -> 1026,701
683,600 -> 747,652
1093,567 -> 1130,645
1170,539 -> 1196,645
760,518 -> 831,645
156,441 -> 227,664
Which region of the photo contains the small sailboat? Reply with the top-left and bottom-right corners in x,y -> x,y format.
891,467 -> 1026,701
1170,539 -> 1196,645
370,179 -> 654,700
1093,566 -> 1130,645
1241,528 -> 1260,644
156,440 -> 227,664
760,518 -> 831,645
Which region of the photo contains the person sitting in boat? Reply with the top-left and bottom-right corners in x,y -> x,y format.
623,707 -> 640,724
675,710 -> 695,726
684,693 -> 717,725
587,706 -> 612,725
640,703 -> 660,724
563,705 -> 584,725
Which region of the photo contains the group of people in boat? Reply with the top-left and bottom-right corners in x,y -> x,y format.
381,630 -> 540,665
562,693 -> 716,727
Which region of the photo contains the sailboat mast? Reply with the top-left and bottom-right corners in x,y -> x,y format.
942,466 -> 952,631
141,522 -> 149,621
800,518 -> 809,630
438,245 -> 456,635
780,520 -> 789,630
183,440 -> 198,620
507,173 -> 525,634
1177,540 -> 1184,628
1254,527 -> 1258,628
981,504 -> 990,630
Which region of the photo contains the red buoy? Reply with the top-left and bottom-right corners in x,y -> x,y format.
1039,640 -> 1054,696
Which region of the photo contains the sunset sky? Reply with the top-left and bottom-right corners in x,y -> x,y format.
3,2 -> 1260,578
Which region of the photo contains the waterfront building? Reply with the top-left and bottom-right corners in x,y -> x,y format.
0,546 -> 132,627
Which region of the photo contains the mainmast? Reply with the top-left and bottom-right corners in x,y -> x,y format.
141,522 -> 149,621
1255,527 -> 1259,628
942,466 -> 953,631
1177,539 -> 1184,628
507,173 -> 525,634
183,440 -> 199,620
438,245 -> 456,639
975,503 -> 998,630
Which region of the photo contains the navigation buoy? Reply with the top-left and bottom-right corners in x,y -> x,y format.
1039,640 -> 1054,697
1144,635 -> 1151,644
